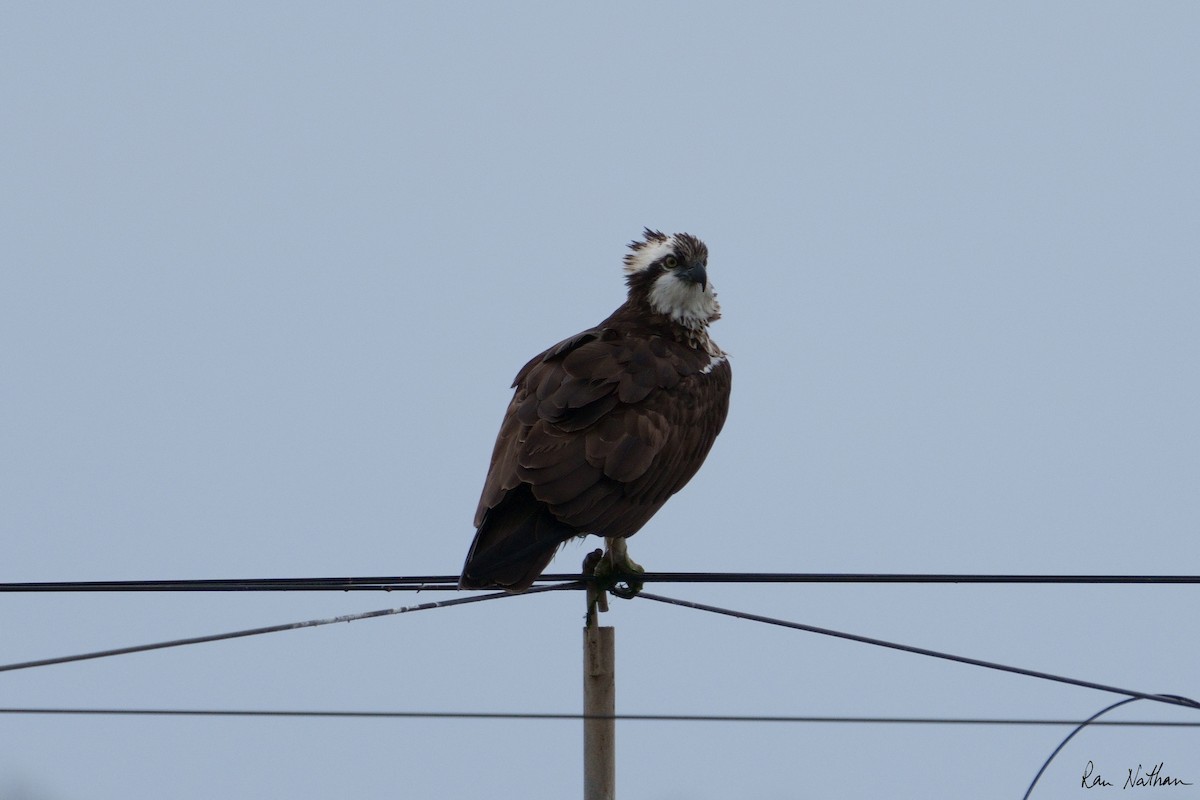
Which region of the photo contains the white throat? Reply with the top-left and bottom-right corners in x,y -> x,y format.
648,270 -> 721,330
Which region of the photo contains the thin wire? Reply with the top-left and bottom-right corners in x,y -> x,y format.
3,573 -> 1199,592
629,573 -> 1200,585
637,592 -> 1200,712
1024,697 -> 1143,800
0,582 -> 581,674
2,707 -> 1200,727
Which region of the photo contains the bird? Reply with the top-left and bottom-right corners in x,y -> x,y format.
460,228 -> 732,593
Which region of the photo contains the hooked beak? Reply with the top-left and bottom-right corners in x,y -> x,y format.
683,262 -> 708,291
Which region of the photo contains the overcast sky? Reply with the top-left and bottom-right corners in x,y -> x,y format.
2,3 -> 1199,798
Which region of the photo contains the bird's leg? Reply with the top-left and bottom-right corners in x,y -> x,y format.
597,536 -> 644,599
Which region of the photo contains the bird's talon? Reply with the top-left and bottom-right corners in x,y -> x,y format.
609,575 -> 643,599
594,542 -> 644,599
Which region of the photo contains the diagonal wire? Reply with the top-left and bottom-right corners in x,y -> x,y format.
0,582 -> 582,674
637,592 -> 1200,712
2,707 -> 1200,727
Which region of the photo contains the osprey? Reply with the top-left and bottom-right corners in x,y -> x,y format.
460,229 -> 731,592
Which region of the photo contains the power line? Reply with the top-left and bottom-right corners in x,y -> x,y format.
8,579 -> 1199,724
637,591 -> 1200,712
0,582 -> 581,674
630,572 -> 1200,584
4,572 -> 1199,592
1024,697 -> 1144,800
3,707 -> 1199,727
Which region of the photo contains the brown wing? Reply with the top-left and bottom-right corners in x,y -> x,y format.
474,327 -> 731,540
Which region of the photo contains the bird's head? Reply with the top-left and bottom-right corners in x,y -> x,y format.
622,228 -> 720,329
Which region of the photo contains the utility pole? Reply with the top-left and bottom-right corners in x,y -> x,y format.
583,623 -> 615,800
583,549 -> 615,800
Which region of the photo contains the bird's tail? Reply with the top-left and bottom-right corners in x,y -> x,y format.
460,485 -> 577,592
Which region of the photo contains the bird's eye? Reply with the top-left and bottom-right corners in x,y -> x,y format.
662,255 -> 679,269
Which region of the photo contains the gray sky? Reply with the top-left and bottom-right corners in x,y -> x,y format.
2,2 -> 1198,798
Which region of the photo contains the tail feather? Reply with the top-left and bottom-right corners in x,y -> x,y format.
460,485 -> 577,592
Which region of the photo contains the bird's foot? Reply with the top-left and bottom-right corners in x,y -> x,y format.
596,537 -> 644,600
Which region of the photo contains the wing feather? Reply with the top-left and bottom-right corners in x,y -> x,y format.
474,326 -> 731,544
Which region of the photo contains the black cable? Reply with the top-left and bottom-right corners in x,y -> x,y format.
637,592 -> 1200,712
0,577 -> 467,592
629,573 -> 1200,585
1023,697 -> 1144,799
3,707 -> 1199,726
4,573 -> 1199,592
9,579 -> 1198,721
0,582 -> 581,674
